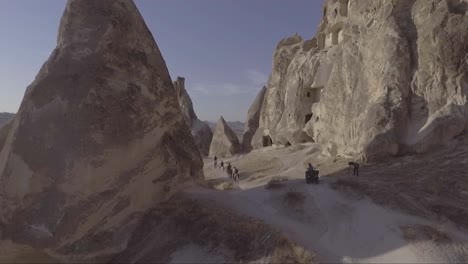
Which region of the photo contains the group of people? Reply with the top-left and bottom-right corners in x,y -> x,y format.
213,156 -> 240,183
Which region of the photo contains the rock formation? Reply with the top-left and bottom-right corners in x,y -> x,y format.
0,119 -> 13,154
0,0 -> 203,261
242,86 -> 267,152
173,76 -> 213,156
0,112 -> 14,127
254,0 -> 468,161
209,116 -> 241,158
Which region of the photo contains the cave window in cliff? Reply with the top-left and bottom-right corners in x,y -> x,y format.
306,88 -> 322,103
305,114 -> 313,124
318,33 -> 326,49
331,22 -> 344,45
263,136 -> 273,147
339,0 -> 349,16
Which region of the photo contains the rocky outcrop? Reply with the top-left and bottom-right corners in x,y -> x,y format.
174,76 -> 213,156
254,0 -> 468,161
0,119 -> 13,153
0,112 -> 14,127
0,0 -> 203,262
242,86 -> 267,152
209,116 -> 241,158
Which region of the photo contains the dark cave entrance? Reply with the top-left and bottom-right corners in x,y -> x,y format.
263,136 -> 273,147
305,113 -> 313,124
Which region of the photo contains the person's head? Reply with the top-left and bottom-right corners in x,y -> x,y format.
308,163 -> 312,166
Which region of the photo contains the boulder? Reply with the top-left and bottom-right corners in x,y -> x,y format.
209,116 -> 241,158
242,86 -> 267,152
254,0 -> 468,161
0,0 -> 203,261
174,76 -> 213,156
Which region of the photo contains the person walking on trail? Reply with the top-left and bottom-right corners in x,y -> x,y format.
226,163 -> 233,179
213,156 -> 218,169
349,162 -> 359,176
233,167 -> 239,183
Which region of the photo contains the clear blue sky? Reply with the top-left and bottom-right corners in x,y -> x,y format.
0,0 -> 322,121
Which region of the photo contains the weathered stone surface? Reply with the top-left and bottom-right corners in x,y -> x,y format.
254,0 -> 468,161
242,86 -> 266,152
209,116 -> 241,158
0,119 -> 13,153
0,0 -> 203,261
174,76 -> 213,156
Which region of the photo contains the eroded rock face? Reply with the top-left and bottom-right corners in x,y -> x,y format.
174,76 -> 213,156
242,86 -> 267,152
209,116 -> 241,158
0,113 -> 14,127
0,0 -> 203,261
254,0 -> 468,160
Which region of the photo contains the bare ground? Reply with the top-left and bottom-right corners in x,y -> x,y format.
329,135 -> 468,230
112,195 -> 314,263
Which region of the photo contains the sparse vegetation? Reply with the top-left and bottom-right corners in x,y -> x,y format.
329,136 -> 468,230
201,179 -> 239,191
283,189 -> 306,207
401,225 -> 451,243
115,196 -> 315,263
265,176 -> 288,189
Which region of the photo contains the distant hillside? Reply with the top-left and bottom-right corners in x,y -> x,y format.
0,112 -> 14,127
205,120 -> 244,142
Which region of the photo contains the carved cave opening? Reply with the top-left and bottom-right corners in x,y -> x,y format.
305,88 -> 322,102
331,22 -> 344,45
339,0 -> 349,17
318,33 -> 326,50
263,135 -> 273,147
305,114 -> 313,124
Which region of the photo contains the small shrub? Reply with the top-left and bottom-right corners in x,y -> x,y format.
283,189 -> 306,206
265,177 -> 288,189
401,225 -> 451,243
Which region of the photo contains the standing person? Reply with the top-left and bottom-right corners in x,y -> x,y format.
220,161 -> 224,172
349,162 -> 359,176
226,163 -> 233,179
233,167 -> 239,183
214,156 -> 218,168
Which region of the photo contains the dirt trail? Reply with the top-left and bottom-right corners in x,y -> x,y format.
193,144 -> 468,263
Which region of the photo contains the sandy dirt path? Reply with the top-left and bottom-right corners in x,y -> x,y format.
192,144 -> 468,263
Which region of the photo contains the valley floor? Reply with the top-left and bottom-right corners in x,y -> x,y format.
191,140 -> 468,263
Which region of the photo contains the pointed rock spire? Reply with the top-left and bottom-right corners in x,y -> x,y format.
0,0 -> 202,261
209,116 -> 241,158
173,76 -> 213,156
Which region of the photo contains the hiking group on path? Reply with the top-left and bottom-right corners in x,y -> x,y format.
213,155 -> 360,186
213,156 -> 240,183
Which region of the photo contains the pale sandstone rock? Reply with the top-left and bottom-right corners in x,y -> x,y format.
0,0 -> 203,261
174,76 -> 213,156
242,86 -> 267,152
254,0 -> 468,161
209,116 -> 241,158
